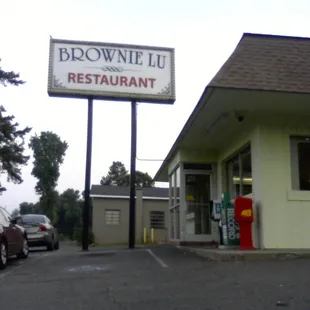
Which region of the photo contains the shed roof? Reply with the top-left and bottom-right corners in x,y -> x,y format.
90,185 -> 169,199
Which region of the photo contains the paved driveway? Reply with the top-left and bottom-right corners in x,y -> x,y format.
1,243 -> 310,309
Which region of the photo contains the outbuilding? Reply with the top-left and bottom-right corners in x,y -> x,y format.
154,33 -> 310,249
90,185 -> 169,245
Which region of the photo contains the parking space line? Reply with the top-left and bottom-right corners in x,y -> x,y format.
146,249 -> 169,268
0,253 -> 48,280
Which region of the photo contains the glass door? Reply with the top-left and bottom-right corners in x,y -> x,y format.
185,173 -> 211,237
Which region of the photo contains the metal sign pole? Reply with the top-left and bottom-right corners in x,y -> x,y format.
129,100 -> 137,249
82,97 -> 94,251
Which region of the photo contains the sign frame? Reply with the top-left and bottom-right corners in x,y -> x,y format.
47,38 -> 176,104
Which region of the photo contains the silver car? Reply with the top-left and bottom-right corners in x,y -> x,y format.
16,214 -> 59,251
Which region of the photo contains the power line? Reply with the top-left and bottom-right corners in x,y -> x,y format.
136,157 -> 164,162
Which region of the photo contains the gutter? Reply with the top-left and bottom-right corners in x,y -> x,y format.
90,194 -> 169,200
153,86 -> 216,181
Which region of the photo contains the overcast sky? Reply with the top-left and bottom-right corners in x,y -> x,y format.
1,0 -> 309,211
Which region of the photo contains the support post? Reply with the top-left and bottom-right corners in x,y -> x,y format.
129,100 -> 137,249
82,97 -> 94,251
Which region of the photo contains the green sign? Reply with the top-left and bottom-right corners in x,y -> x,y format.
221,192 -> 240,246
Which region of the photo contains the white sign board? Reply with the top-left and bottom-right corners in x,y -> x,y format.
48,39 -> 176,103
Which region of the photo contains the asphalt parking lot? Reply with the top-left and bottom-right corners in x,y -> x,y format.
1,243 -> 310,310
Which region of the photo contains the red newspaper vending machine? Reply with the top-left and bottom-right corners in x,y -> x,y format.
235,196 -> 255,250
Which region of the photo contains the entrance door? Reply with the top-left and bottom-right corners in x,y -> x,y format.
184,173 -> 214,242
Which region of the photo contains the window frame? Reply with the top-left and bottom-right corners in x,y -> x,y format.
1,208 -> 12,222
105,209 -> 121,225
150,211 -> 165,229
290,136 -> 310,191
225,144 -> 252,199
0,209 -> 8,225
169,165 -> 181,240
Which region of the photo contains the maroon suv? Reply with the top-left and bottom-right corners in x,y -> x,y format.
0,207 -> 29,269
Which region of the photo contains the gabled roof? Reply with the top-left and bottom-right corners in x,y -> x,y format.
154,32 -> 310,181
90,185 -> 169,199
209,33 -> 310,93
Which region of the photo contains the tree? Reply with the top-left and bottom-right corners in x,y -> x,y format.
100,161 -> 129,186
135,171 -> 154,187
0,59 -> 31,193
39,189 -> 60,223
0,59 -> 25,87
19,201 -> 40,215
11,208 -> 20,218
100,161 -> 154,187
57,188 -> 82,239
29,131 -> 68,223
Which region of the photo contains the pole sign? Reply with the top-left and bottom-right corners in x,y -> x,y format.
48,38 -> 176,104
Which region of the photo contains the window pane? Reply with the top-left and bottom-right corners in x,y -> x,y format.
0,210 -> 7,225
170,209 -> 175,239
175,206 -> 180,239
150,211 -> 165,229
170,173 -> 175,207
22,214 -> 45,224
185,174 -> 211,235
241,150 -> 252,195
1,208 -> 11,222
105,210 -> 120,225
176,167 -> 180,205
183,163 -> 212,170
298,143 -> 310,190
228,157 -> 240,198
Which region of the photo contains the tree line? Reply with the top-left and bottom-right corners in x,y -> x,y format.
11,188 -> 85,240
1,59 -> 155,241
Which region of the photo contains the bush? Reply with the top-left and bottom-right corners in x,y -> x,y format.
73,228 -> 94,246
57,233 -> 68,241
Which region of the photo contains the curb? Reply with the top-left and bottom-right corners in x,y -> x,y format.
178,246 -> 310,262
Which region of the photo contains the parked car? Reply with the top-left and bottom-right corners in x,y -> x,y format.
15,214 -> 59,251
0,207 -> 29,269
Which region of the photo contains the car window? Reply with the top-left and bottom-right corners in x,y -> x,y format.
0,210 -> 8,225
1,208 -> 12,222
21,215 -> 46,224
46,217 -> 51,225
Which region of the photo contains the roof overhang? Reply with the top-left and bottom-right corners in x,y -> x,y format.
154,86 -> 215,181
154,87 -> 310,181
91,194 -> 169,200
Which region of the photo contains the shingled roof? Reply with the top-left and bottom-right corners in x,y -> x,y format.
209,33 -> 310,93
91,185 -> 169,199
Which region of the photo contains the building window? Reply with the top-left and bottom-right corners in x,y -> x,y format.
150,211 -> 165,229
169,165 -> 181,239
175,206 -> 180,239
170,209 -> 175,239
290,136 -> 310,190
176,167 -> 180,205
105,210 -> 120,225
170,172 -> 175,207
226,145 -> 252,198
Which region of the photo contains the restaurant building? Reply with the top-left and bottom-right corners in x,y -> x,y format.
154,33 -> 310,249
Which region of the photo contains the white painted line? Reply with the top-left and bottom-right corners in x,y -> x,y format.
146,249 -> 169,268
0,253 -> 48,280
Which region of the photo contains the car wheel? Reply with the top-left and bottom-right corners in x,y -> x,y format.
47,240 -> 54,251
0,241 -> 8,269
17,237 -> 29,259
54,240 -> 59,250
